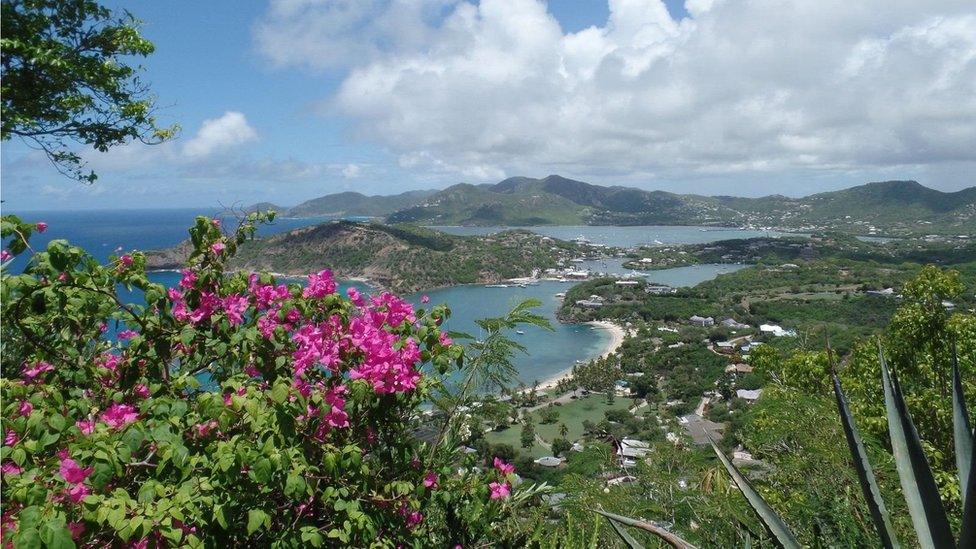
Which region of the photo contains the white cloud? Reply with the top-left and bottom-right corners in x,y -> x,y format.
182,111 -> 258,158
341,163 -> 362,178
255,0 -> 976,186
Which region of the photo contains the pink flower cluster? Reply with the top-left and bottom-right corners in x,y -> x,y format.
22,361 -> 53,381
59,457 -> 93,503
100,404 -> 139,430
489,457 -> 515,500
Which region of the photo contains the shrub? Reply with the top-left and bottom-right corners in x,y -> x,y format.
0,214 -> 542,547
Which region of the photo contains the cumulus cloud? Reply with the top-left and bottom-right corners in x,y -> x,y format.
255,0 -> 976,185
182,112 -> 258,158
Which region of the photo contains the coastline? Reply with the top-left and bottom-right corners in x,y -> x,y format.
529,320 -> 626,393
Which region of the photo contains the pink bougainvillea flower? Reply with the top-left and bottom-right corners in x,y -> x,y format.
76,419 -> 96,435
179,269 -> 197,289
68,522 -> 85,540
421,294 -> 430,304
66,483 -> 90,503
16,400 -> 32,417
303,269 -> 336,299
22,361 -> 54,381
0,250 -> 11,262
489,481 -> 511,500
130,538 -> 149,549
494,457 -> 515,476
244,364 -> 260,377
439,332 -> 453,347
100,404 -> 139,430
346,286 -> 364,306
35,222 -> 48,233
195,420 -> 218,437
119,254 -> 133,267
59,458 -> 94,484
405,510 -> 423,529
210,241 -> 226,255
3,431 -> 18,447
211,218 -> 221,227
1,462 -> 22,476
99,323 -> 108,333
423,472 -> 438,488
133,384 -> 150,398
222,294 -> 248,326
117,330 -> 139,340
58,272 -> 69,282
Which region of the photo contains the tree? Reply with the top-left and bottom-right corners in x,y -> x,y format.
558,423 -> 569,439
520,420 -> 536,449
539,405 -> 559,424
551,438 -> 572,458
1,0 -> 177,182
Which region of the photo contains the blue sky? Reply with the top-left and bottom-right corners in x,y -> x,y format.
2,0 -> 973,211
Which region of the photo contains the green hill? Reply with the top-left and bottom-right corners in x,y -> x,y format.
145,221 -> 591,293
285,189 -> 438,218
380,176 -> 974,234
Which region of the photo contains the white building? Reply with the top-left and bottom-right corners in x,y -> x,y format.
760,324 -> 796,337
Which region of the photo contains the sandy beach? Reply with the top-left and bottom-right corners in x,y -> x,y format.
530,320 -> 627,393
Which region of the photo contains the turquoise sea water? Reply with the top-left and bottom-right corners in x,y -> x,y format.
4,210 -> 746,385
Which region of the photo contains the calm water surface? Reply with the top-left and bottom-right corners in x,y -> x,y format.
428,225 -> 800,247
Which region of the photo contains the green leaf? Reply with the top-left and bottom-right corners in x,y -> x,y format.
39,520 -> 75,549
831,371 -> 900,549
214,504 -> 228,529
879,347 -> 954,549
709,440 -> 800,549
247,509 -> 268,535
13,527 -> 42,549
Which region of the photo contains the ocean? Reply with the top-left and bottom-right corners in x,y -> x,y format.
3,209 -> 749,384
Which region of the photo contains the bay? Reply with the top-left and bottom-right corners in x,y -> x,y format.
428,224 -> 800,247
5,210 -> 747,386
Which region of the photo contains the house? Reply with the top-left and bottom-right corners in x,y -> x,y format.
715,341 -> 736,350
679,414 -> 725,445
534,456 -> 564,467
725,363 -> 754,374
867,287 -> 895,296
575,295 -> 605,308
618,438 -> 650,459
760,324 -> 796,337
689,315 -> 715,327
606,475 -> 637,486
721,318 -> 750,329
740,342 -> 764,353
615,280 -> 640,286
645,284 -> 676,295
736,389 -> 763,402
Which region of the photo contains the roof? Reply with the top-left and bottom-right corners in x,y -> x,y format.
534,456 -> 564,467
736,389 -> 763,400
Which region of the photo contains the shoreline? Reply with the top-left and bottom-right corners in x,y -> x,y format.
528,320 -> 626,394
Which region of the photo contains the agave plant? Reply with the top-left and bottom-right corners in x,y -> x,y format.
596,344 -> 975,548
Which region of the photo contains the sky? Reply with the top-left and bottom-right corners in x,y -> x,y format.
2,0 -> 975,211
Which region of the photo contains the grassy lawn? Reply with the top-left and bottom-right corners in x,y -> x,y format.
484,394 -> 634,458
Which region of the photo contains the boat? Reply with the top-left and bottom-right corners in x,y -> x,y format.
555,292 -> 566,298
572,235 -> 591,244
515,330 -> 525,335
485,284 -> 509,288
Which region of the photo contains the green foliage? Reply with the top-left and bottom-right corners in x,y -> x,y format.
520,421 -> 536,450
1,0 -> 177,182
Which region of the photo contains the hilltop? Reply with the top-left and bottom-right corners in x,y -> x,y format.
396,176 -> 974,234
279,176 -> 972,235
145,221 -> 593,294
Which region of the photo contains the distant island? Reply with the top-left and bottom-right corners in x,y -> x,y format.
253,176 -> 975,236
146,221 -> 602,294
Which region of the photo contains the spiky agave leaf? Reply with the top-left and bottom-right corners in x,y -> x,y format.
831,370 -> 900,548
605,515 -> 646,549
708,440 -> 800,549
879,345 -> 954,549
591,509 -> 698,549
951,343 -> 973,509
